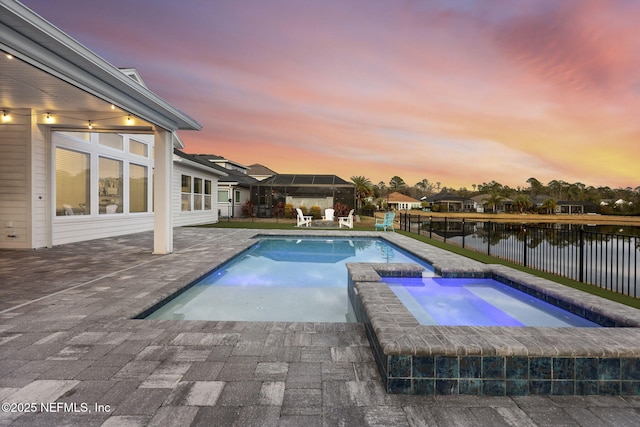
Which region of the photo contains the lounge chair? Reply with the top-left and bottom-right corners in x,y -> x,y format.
374,211 -> 395,231
296,208 -> 312,227
323,208 -> 335,222
338,209 -> 354,229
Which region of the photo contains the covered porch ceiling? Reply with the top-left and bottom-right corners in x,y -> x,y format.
1,52 -> 153,131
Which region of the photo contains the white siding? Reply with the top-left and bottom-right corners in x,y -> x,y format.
173,162 -> 219,227
52,214 -> 154,245
0,109 -> 29,249
31,116 -> 48,248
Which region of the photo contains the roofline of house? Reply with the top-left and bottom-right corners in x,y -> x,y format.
0,1 -> 202,133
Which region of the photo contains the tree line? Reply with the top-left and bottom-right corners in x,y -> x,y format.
350,176 -> 640,215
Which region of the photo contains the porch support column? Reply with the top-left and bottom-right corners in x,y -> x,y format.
153,129 -> 173,254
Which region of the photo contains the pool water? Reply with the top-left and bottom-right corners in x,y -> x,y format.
384,277 -> 601,327
145,237 -> 434,322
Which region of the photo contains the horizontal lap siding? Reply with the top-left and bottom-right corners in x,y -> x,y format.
0,115 -> 29,249
53,214 -> 154,245
172,163 -> 219,227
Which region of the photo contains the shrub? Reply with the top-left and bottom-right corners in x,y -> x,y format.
273,202 -> 285,218
333,202 -> 350,217
284,204 -> 294,219
309,206 -> 322,219
241,200 -> 254,217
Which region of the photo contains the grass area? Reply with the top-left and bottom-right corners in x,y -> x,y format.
196,220 -> 640,310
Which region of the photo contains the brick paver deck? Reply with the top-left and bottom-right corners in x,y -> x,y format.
1,228 -> 639,426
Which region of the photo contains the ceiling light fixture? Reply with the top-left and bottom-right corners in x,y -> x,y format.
126,115 -> 133,124
88,120 -> 93,129
2,110 -> 10,122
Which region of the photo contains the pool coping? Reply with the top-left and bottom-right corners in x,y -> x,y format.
347,259 -> 640,396
131,229 -> 640,396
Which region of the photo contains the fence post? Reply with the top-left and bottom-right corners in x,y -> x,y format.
429,216 -> 432,238
444,217 -> 448,243
462,218 -> 465,248
487,221 -> 491,256
579,228 -> 584,283
523,227 -> 527,267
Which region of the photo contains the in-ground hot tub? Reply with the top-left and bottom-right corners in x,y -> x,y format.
347,262 -> 640,396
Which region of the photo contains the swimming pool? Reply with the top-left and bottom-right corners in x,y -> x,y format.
144,236 -> 435,322
384,277 -> 600,327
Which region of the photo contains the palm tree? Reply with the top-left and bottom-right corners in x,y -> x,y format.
513,194 -> 532,213
350,176 -> 373,212
483,192 -> 504,213
541,198 -> 557,214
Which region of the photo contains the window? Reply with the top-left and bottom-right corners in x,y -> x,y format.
181,175 -> 192,211
99,157 -> 123,214
55,148 -> 90,216
194,178 -> 203,210
53,131 -> 154,217
129,164 -> 148,213
218,190 -> 229,203
235,190 -> 241,204
129,139 -> 148,157
99,133 -> 123,151
204,180 -> 212,210
181,176 -> 213,212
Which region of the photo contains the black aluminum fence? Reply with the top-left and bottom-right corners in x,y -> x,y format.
400,213 -> 639,298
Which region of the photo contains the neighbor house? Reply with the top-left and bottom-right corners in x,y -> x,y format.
189,155 -> 259,218
387,192 -> 421,211
250,174 -> 355,217
0,2 -> 203,253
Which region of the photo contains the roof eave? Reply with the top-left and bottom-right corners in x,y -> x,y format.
0,1 -> 202,132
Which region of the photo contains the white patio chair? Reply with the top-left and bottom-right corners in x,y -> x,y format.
296,208 -> 312,227
323,208 -> 335,222
338,209 -> 355,229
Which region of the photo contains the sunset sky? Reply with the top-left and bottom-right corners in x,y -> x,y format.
22,0 -> 640,190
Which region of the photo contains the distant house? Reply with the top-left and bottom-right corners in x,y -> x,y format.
247,163 -> 277,181
422,193 -> 474,212
189,155 -> 259,218
250,174 -> 355,217
533,196 -> 599,214
387,192 -> 421,210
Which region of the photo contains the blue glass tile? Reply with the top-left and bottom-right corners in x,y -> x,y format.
482,380 -> 506,396
530,358 -> 552,380
621,381 -> 640,395
436,356 -> 459,379
413,356 -> 435,378
413,379 -> 434,395
435,379 -> 458,395
529,380 -> 551,395
506,356 -> 529,380
575,380 -> 598,395
506,380 -> 529,396
621,358 -> 640,381
575,358 -> 598,380
460,356 -> 482,379
389,355 -> 411,378
599,381 -> 620,395
483,356 -> 505,379
388,378 -> 411,394
459,379 -> 482,395
552,380 -> 575,395
553,358 -> 575,380
599,359 -> 621,381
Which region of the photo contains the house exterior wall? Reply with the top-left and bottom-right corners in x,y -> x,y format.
0,109 -> 30,249
218,184 -> 250,218
173,162 -> 219,226
31,115 -> 48,248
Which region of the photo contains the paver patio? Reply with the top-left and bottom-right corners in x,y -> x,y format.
1,228 -> 639,426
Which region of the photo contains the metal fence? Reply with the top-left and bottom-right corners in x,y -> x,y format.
400,213 -> 639,298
